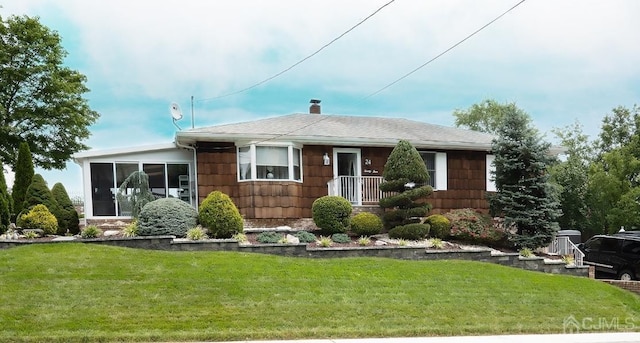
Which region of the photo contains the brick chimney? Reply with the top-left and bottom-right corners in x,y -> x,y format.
309,99 -> 321,114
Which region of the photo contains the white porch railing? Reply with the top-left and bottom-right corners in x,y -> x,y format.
548,236 -> 584,267
327,176 -> 384,205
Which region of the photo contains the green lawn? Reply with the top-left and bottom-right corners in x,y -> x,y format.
0,244 -> 638,342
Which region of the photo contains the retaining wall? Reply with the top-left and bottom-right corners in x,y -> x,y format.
0,236 -> 589,278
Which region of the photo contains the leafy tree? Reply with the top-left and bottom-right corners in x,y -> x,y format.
596,105 -> 640,155
0,15 -> 99,170
584,105 -> 640,234
453,99 -> 532,135
51,182 -> 79,235
379,140 -> 432,234
549,122 -> 592,232
22,174 -> 61,230
116,171 -> 156,218
11,142 -> 34,221
489,108 -> 561,249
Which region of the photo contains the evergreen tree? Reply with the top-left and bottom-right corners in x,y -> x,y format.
12,142 -> 34,221
116,171 -> 156,218
21,174 -> 61,233
379,140 -> 432,235
489,109 -> 561,249
51,183 -> 80,235
0,164 -> 11,232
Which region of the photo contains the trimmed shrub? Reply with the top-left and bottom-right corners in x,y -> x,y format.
379,140 -> 433,231
425,214 -> 451,239
331,233 -> 351,244
294,231 -> 317,243
256,231 -> 282,244
312,195 -> 352,234
350,212 -> 383,236
198,191 -> 243,239
18,204 -> 58,235
51,183 -> 80,235
138,198 -> 198,237
444,208 -> 508,247
388,223 -> 430,240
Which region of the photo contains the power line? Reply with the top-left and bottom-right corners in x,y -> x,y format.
365,0 -> 526,99
198,0 -> 396,103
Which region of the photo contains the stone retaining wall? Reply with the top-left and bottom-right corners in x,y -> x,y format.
0,237 -> 589,278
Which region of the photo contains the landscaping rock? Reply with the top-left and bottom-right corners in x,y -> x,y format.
104,230 -> 120,237
286,234 -> 300,244
375,240 -> 388,246
52,236 -> 76,241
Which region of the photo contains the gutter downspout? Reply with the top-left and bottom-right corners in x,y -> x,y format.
175,137 -> 199,211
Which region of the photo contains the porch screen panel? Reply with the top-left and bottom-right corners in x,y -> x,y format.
115,163 -> 138,216
143,163 -> 166,198
167,163 -> 190,203
256,146 -> 289,179
90,162 -> 116,216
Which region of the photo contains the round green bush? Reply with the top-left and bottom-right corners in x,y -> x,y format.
388,223 -> 430,240
198,191 -> 243,238
312,196 -> 352,234
350,212 -> 383,236
137,198 -> 198,237
294,231 -> 317,243
425,214 -> 451,239
17,204 -> 58,235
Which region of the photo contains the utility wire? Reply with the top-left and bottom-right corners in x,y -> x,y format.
365,0 -> 526,99
198,0 -> 396,102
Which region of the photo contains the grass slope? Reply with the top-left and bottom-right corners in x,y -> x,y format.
0,244 -> 638,342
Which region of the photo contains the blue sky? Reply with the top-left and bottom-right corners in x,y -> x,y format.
2,0 -> 640,195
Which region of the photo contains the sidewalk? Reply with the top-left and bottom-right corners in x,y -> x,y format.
201,333 -> 640,343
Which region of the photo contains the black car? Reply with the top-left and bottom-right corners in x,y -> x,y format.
578,234 -> 640,280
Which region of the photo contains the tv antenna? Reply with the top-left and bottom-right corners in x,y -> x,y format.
169,102 -> 183,130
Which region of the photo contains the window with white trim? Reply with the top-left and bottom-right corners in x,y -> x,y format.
237,144 -> 302,181
419,151 -> 447,190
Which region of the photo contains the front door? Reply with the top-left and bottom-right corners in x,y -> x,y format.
333,148 -> 361,205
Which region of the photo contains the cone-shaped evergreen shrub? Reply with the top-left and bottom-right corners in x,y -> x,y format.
12,142 -> 34,221
198,191 -> 243,238
52,183 -> 80,235
22,174 -> 61,233
312,195 -> 352,234
0,164 -> 10,233
379,140 -> 432,234
137,198 -> 198,237
18,204 -> 58,235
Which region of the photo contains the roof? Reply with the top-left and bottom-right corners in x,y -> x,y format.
72,142 -> 180,161
176,113 -> 495,151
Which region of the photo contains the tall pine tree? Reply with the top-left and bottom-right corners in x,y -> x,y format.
489,109 -> 561,249
0,164 -> 9,233
12,142 -> 34,221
